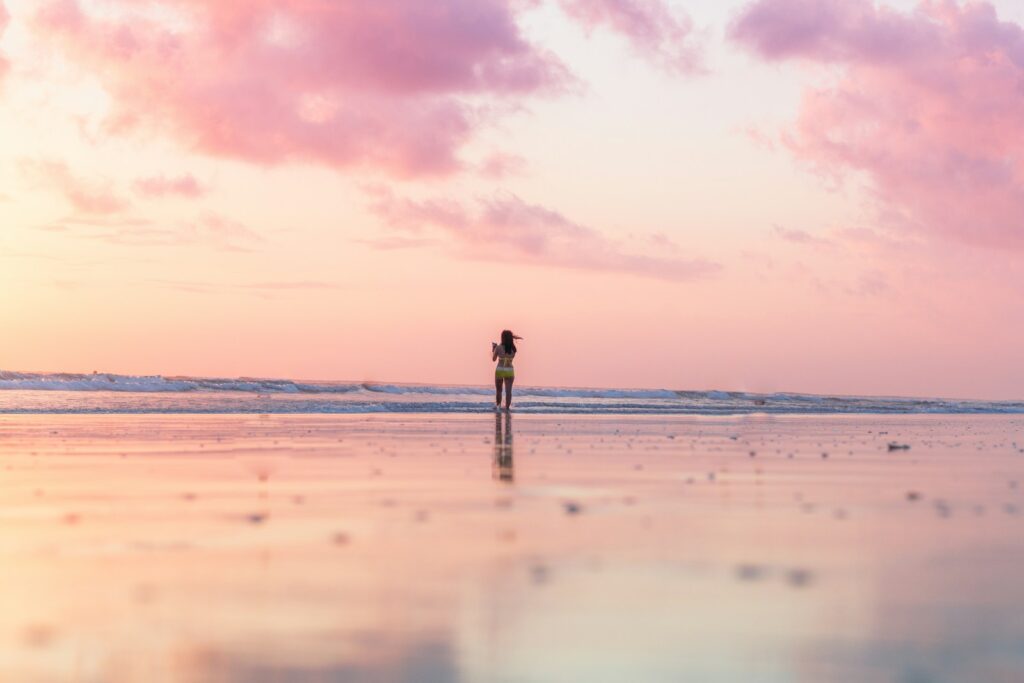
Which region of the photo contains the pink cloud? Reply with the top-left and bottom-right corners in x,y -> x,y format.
34,0 -> 571,177
732,0 -> 1024,249
134,174 -> 207,199
478,152 -> 529,179
20,159 -> 129,214
730,0 -> 938,62
559,0 -> 703,73
368,188 -> 719,281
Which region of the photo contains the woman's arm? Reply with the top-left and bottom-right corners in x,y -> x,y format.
492,343 -> 499,362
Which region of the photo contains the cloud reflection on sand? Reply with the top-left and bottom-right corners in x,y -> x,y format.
0,414 -> 1022,682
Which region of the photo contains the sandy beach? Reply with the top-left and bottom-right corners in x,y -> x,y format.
1,413 -> 1022,682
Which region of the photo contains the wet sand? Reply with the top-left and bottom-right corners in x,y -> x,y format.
1,413 -> 1022,683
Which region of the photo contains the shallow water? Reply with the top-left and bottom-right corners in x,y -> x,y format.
1,414 -> 1022,682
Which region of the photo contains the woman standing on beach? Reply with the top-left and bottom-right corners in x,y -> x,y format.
492,330 -> 520,410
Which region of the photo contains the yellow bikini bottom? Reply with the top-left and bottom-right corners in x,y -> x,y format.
495,367 -> 515,379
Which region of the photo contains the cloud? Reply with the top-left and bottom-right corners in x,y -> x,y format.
33,0 -> 571,178
558,0 -> 704,73
834,226 -> 918,255
357,235 -> 443,251
367,188 -> 719,281
134,174 -> 207,199
477,152 -> 529,179
31,1 -> 706,178
38,213 -> 262,251
732,0 -> 1024,249
772,225 -> 835,248
845,270 -> 889,297
730,0 -> 937,62
20,159 -> 129,214
149,279 -> 345,295
183,214 -> 263,250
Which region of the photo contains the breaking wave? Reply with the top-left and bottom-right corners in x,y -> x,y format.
1,371 -> 1022,415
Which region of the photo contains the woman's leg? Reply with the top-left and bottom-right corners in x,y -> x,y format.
504,377 -> 514,409
495,375 -> 503,407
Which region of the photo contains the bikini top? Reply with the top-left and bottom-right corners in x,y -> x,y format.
497,349 -> 515,367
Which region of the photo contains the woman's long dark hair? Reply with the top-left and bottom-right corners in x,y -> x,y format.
501,330 -> 517,355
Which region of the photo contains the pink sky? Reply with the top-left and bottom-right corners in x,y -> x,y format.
2,0 -> 1024,399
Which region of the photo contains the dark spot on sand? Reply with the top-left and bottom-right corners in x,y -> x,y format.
332,532 -> 350,546
735,564 -> 768,581
530,564 -> 550,585
785,569 -> 814,588
132,583 -> 160,604
906,491 -> 922,502
63,513 -> 80,525
563,501 -> 582,515
246,513 -> 267,525
22,624 -> 56,649
888,443 -> 911,451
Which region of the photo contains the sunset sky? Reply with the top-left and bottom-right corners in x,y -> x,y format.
2,0 -> 1024,398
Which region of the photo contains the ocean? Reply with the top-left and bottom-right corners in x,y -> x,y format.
1,371 -> 1022,415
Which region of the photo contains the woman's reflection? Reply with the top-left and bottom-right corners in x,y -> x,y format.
492,411 -> 514,482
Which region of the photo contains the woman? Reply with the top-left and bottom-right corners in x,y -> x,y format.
492,330 -> 520,410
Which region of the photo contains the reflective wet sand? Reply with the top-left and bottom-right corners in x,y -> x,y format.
1,413 -> 1022,682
